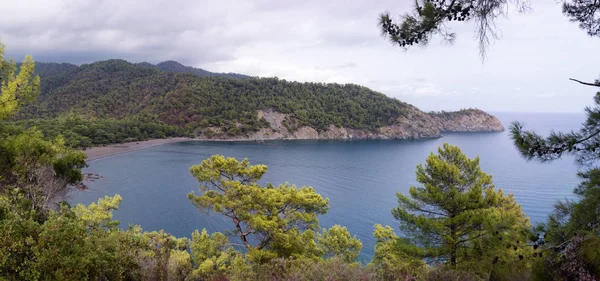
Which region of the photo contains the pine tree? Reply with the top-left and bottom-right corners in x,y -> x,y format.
0,41 -> 86,215
317,225 -> 362,263
391,144 -> 531,279
187,155 -> 329,261
0,42 -> 40,120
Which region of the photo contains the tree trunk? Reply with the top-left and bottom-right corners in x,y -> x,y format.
450,223 -> 457,267
232,212 -> 250,248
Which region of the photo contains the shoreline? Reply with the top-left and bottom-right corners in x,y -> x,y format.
83,130 -> 504,162
83,137 -> 298,161
84,137 -> 193,162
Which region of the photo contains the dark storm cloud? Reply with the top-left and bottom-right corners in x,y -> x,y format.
2,0 -> 406,65
1,0 -> 247,65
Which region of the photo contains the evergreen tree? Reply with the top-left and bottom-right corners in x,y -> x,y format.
188,228 -> 245,279
317,225 -> 362,263
390,144 -> 531,279
377,2 -> 600,277
0,41 -> 86,216
187,155 -> 329,261
530,168 -> 600,280
0,42 -> 40,119
371,224 -> 427,279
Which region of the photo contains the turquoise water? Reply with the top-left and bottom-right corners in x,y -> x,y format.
71,112 -> 584,261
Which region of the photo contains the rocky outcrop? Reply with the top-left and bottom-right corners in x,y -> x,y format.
198,108 -> 504,141
430,109 -> 505,132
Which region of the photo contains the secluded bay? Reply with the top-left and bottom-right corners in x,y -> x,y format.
71,112 -> 584,261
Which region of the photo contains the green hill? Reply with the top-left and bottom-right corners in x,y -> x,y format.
12,59 -> 503,147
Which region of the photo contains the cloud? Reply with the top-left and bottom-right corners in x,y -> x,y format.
414,85 -> 443,96
316,62 -> 357,70
334,63 -> 358,69
536,92 -> 557,98
1,0 -> 600,112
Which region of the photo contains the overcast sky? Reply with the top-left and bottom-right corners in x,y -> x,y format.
2,0 -> 599,112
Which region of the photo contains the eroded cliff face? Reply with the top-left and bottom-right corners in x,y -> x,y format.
198,108 -> 504,141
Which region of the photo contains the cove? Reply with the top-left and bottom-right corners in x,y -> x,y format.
71,112 -> 583,261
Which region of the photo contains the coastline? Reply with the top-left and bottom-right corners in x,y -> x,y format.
84,137 -> 193,162
83,129 -> 505,162
83,137 -> 276,161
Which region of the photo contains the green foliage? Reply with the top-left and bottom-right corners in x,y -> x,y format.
0,129 -> 87,213
140,230 -> 189,281
6,41 -> 587,280
188,229 -> 241,278
187,155 -> 329,261
0,43 -> 147,280
246,257 -> 379,281
317,225 -> 362,262
0,194 -> 145,280
511,86 -> 600,165
530,168 -> 600,280
389,144 -> 532,279
150,60 -> 250,79
12,116 -> 182,148
0,45 -> 86,216
14,60 -> 413,140
73,194 -> 122,228
370,224 -> 426,279
0,42 -> 40,120
378,2 -> 600,276
0,42 -> 377,281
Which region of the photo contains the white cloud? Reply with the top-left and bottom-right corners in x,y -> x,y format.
414,85 -> 444,96
536,92 -> 557,98
1,0 -> 599,112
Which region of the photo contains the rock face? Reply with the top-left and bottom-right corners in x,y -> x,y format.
198,108 -> 504,141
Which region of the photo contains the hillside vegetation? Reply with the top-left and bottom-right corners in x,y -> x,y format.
2,43 -> 597,281
13,59 -> 502,147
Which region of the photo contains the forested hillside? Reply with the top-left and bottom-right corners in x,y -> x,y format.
13,59 -> 502,147
147,60 -> 250,79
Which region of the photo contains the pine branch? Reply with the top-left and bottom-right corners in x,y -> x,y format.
416,207 -> 448,217
572,130 -> 600,145
569,78 -> 600,87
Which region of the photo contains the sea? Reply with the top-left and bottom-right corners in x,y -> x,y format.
71,112 -> 586,261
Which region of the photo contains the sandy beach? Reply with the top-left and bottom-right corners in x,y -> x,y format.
83,137 -> 193,161
83,136 -> 279,162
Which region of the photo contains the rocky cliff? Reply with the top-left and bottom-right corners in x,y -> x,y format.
198,108 -> 504,141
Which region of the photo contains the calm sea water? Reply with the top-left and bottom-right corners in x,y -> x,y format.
71,112 -> 585,261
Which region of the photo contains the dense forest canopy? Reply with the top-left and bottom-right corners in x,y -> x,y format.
11,59 -> 433,147
19,59 -> 412,130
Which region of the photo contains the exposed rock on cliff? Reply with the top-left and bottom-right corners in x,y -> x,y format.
199,108 -> 504,141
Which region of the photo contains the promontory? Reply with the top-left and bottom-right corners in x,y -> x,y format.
13,59 -> 503,147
